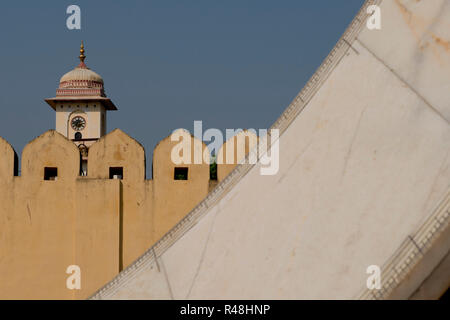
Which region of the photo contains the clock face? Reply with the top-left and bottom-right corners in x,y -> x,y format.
71,116 -> 86,131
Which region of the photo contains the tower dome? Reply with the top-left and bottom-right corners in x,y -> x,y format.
60,66 -> 104,84
45,42 -> 117,111
56,41 -> 105,97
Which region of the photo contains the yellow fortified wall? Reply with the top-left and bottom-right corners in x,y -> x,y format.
0,128 -> 255,299
0,131 -> 120,299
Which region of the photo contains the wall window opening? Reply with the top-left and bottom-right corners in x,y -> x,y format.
44,167 -> 58,181
210,162 -> 217,181
109,167 -> 123,180
74,132 -> 82,140
174,167 -> 188,180
81,160 -> 88,176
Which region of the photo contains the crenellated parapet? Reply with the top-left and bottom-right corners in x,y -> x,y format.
89,129 -> 146,181
21,130 -> 80,181
0,128 -> 253,184
0,136 -> 18,181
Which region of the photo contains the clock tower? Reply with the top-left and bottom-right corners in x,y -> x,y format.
45,42 -> 117,174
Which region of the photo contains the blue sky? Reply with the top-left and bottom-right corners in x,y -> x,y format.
0,0 -> 364,177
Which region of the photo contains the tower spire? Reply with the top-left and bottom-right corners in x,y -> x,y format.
79,41 -> 86,63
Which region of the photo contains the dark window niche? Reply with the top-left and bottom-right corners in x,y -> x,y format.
74,132 -> 82,140
109,167 -> 123,180
174,167 -> 188,180
44,167 -> 58,181
210,162 -> 217,180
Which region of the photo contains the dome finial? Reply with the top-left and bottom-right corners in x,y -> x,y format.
79,41 -> 86,63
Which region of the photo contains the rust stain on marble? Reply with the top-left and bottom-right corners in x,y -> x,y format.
432,34 -> 450,52
395,0 -> 449,65
394,0 -> 427,39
